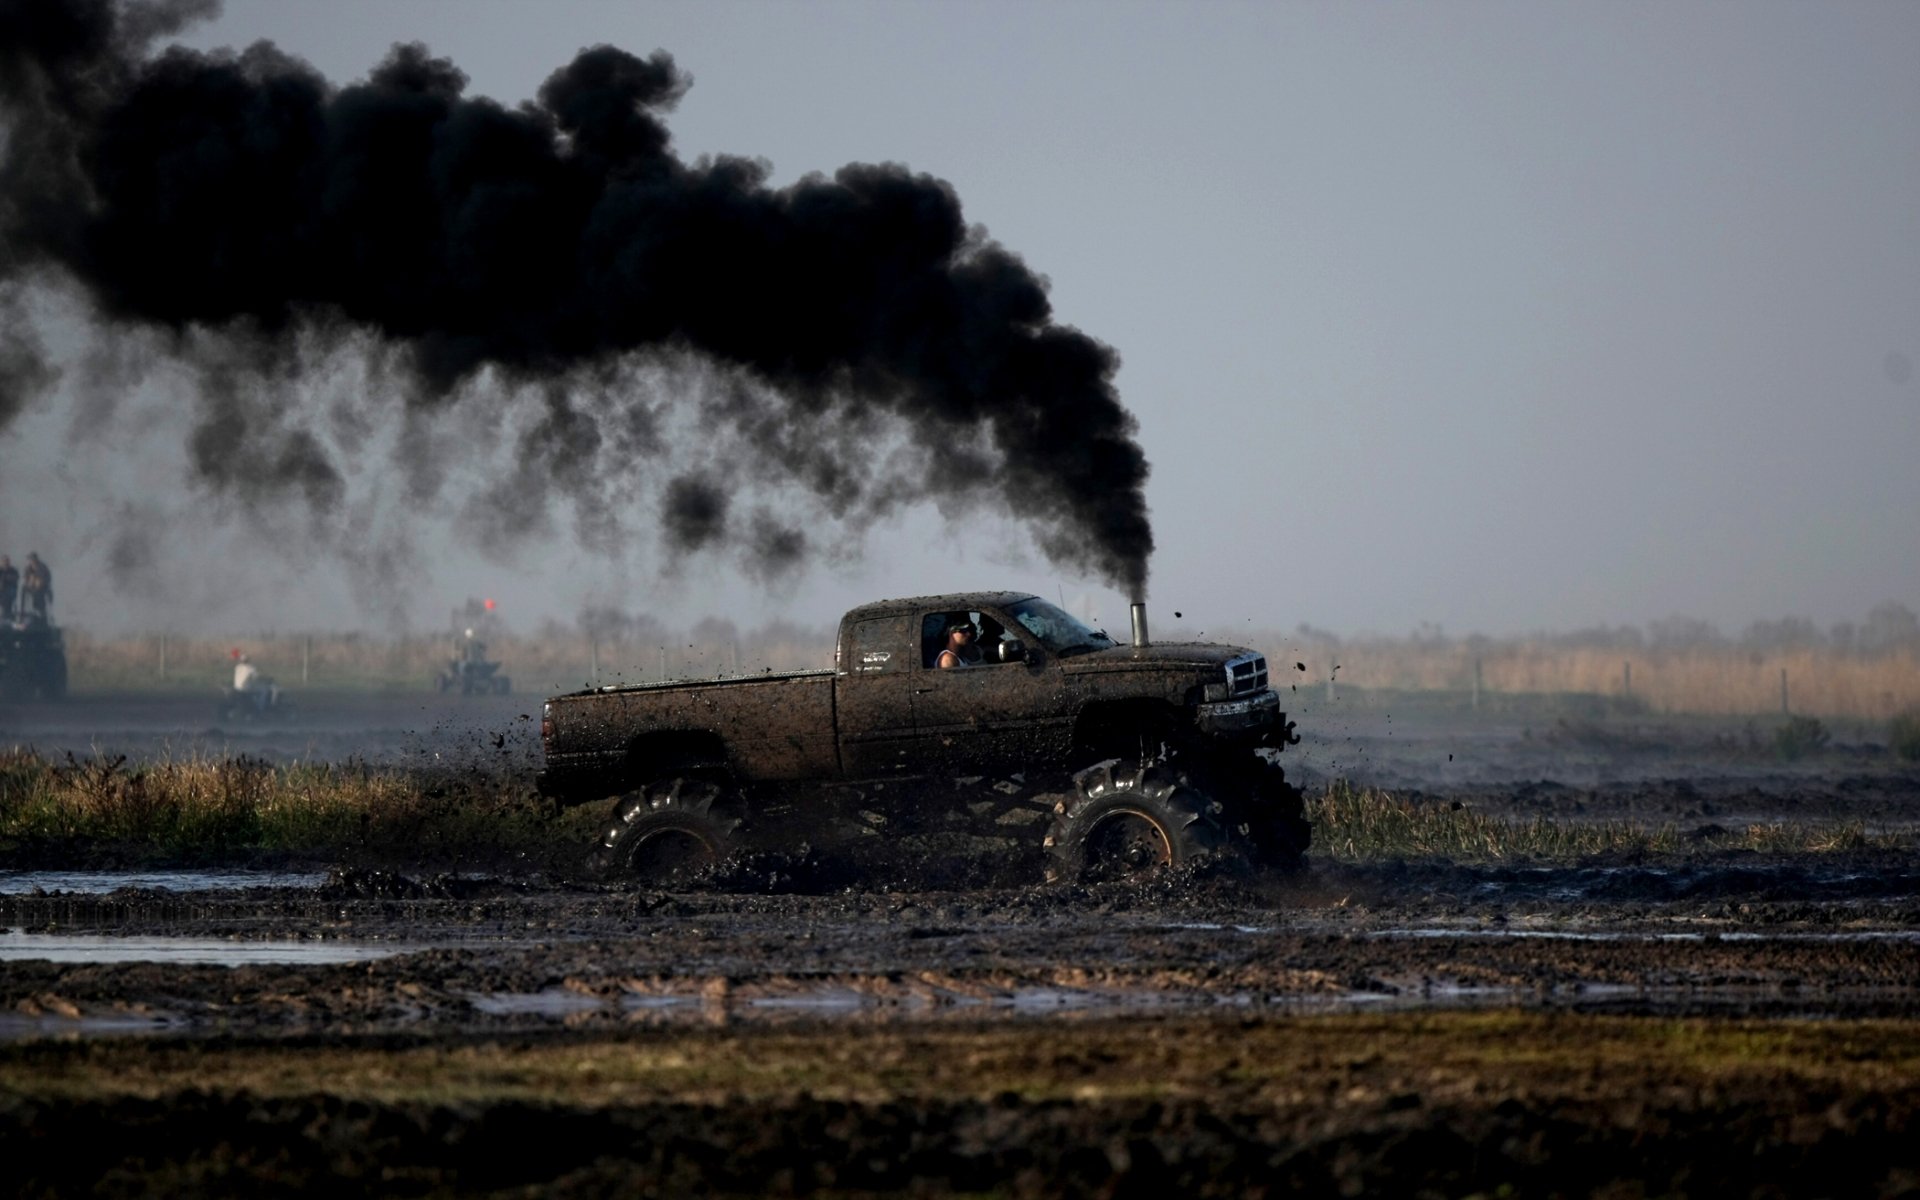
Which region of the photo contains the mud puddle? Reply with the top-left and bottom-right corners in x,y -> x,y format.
465,984 -> 1368,1026
1370,927 -> 1920,943
0,930 -> 410,965
0,870 -> 329,895
0,1011 -> 181,1041
460,977 -> 1917,1030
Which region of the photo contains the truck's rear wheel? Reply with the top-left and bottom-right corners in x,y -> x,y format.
593,778 -> 742,884
1044,760 -> 1229,883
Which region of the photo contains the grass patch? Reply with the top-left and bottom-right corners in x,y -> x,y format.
7,1013 -> 1920,1107
1770,714 -> 1832,760
7,1014 -> 1917,1197
1,752 -> 1897,872
0,750 -> 596,870
1307,779 -> 1895,862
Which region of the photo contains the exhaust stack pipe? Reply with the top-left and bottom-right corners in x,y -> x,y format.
1130,601 -> 1149,648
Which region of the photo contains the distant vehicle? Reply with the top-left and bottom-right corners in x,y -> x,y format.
437,628 -> 511,695
539,591 -> 1307,883
0,618 -> 67,701
215,684 -> 291,722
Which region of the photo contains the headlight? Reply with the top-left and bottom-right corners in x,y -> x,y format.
1202,682 -> 1229,703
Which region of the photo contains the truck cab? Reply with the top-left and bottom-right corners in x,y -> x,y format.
835,592 -> 1285,778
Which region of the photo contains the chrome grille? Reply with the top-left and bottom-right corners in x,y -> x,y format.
1225,653 -> 1268,697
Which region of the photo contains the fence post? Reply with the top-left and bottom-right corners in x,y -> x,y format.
589,638 -> 599,686
1623,660 -> 1631,698
658,645 -> 668,682
302,635 -> 311,684
1780,667 -> 1789,715
158,633 -> 167,682
729,641 -> 740,676
1472,657 -> 1482,711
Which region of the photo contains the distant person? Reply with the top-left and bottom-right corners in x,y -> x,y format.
0,556 -> 16,622
231,650 -> 275,711
19,552 -> 50,621
935,620 -> 975,669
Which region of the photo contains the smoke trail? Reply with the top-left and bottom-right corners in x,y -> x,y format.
0,0 -> 1153,594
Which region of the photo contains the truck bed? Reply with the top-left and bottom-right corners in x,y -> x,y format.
542,669 -> 839,796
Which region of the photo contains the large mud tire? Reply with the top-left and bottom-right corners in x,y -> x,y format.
1242,759 -> 1311,871
1045,760 -> 1230,883
1181,753 -> 1312,872
592,778 -> 743,884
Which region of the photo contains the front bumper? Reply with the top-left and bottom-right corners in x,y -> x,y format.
1196,688 -> 1281,738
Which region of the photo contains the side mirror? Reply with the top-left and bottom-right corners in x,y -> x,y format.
998,641 -> 1026,663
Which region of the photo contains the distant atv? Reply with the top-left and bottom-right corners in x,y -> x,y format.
216,684 -> 289,722
437,655 -> 511,695
540,591 -> 1307,884
0,618 -> 67,701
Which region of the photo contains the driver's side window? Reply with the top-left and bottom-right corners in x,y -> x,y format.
920,609 -> 1019,668
921,612 -> 955,668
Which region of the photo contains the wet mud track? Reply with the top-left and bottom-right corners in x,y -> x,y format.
4,726 -> 1918,1194
5,853 -> 1919,1195
5,863 -> 1920,1198
4,851 -> 1920,1038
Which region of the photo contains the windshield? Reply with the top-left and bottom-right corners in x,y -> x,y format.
1005,597 -> 1115,657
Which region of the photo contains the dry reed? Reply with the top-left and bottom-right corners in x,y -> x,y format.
1253,635 -> 1920,720
0,750 -> 595,866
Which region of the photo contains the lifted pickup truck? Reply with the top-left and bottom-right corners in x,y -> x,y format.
540,591 -> 1307,882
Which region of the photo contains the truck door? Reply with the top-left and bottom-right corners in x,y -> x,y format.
835,614 -> 920,777
910,607 -> 1072,774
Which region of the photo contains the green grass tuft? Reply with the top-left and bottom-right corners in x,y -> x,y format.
1889,710 -> 1920,762
1307,779 -> 1894,862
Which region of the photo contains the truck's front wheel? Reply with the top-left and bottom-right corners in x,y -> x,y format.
1188,753 -> 1311,872
1045,760 -> 1230,883
592,778 -> 742,884
1245,759 -> 1310,870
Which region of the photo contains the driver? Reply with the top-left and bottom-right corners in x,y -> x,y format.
934,620 -> 975,669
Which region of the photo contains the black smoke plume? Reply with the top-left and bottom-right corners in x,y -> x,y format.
0,0 -> 1152,595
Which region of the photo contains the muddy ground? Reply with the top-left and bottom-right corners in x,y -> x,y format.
3,691 -> 1918,1194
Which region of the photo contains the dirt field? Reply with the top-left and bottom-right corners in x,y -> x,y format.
3,690 -> 1918,1194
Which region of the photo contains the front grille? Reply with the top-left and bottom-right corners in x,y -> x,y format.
1225,653 -> 1268,697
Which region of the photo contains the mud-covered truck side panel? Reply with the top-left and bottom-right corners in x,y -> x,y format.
540,671 -> 838,801
540,589 -> 1293,799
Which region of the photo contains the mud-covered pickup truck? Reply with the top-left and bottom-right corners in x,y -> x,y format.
540,591 -> 1307,882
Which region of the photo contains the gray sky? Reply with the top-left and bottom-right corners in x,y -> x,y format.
5,0 -> 1916,639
